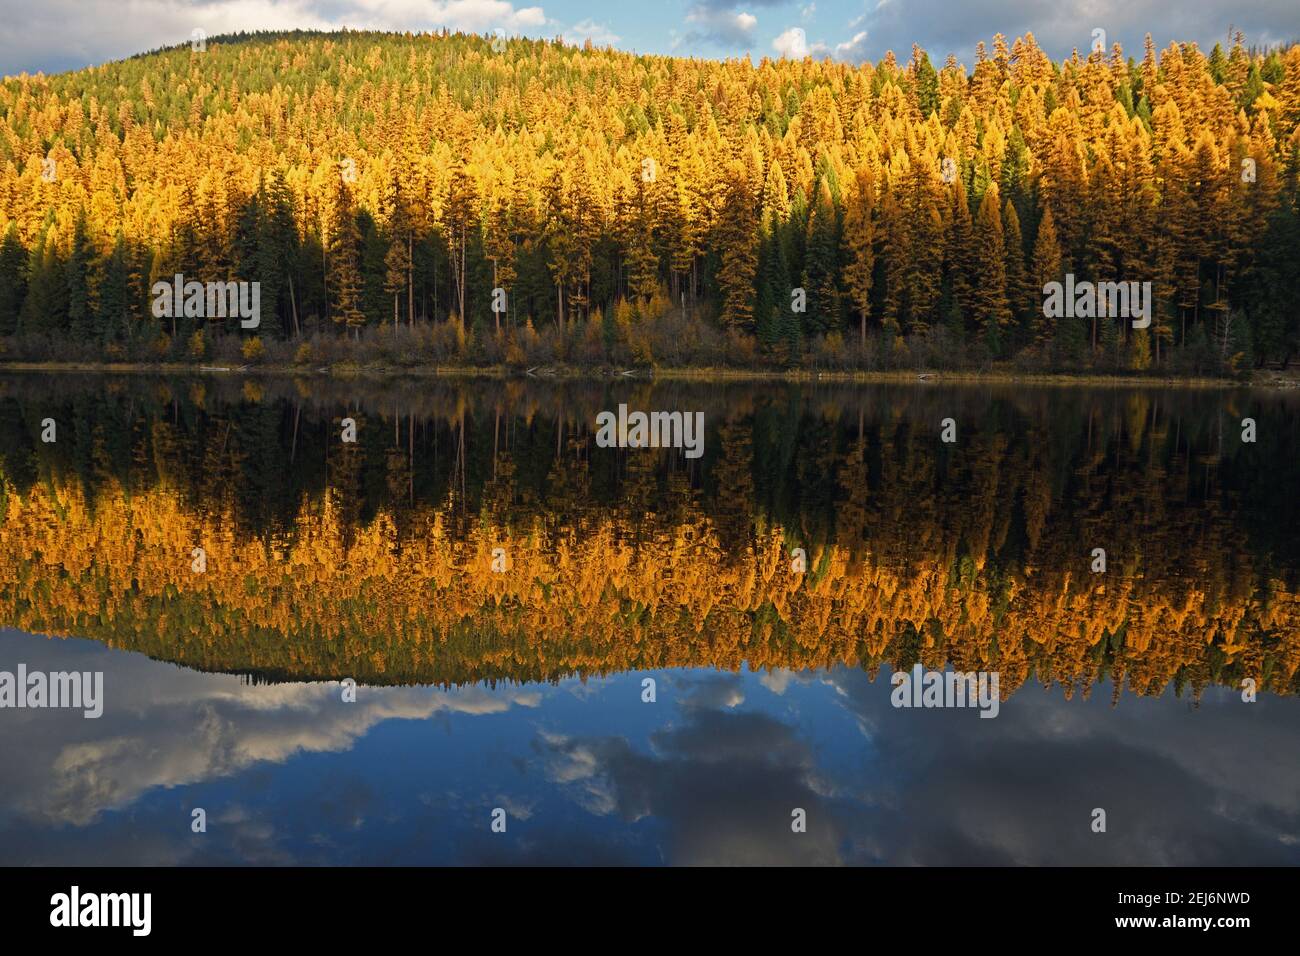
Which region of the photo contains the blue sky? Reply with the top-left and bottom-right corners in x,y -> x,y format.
0,0 -> 1298,77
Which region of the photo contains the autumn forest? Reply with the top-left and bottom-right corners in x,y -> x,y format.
2,29 -> 1300,374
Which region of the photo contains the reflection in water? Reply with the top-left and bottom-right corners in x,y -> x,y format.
0,374 -> 1296,864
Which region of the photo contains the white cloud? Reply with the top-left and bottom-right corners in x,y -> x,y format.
567,18 -> 621,47
835,30 -> 870,62
313,0 -> 545,32
758,668 -> 796,695
0,631 -> 541,826
772,26 -> 809,58
850,0 -> 1300,65
679,5 -> 758,50
0,0 -> 552,76
676,673 -> 745,710
773,23 -> 870,63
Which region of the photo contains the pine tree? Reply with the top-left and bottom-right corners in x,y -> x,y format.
262,171 -> 299,337
1031,206 -> 1063,346
898,159 -> 944,335
97,232 -> 130,343
913,48 -> 940,117
946,174 -> 976,335
447,164 -> 478,332
625,179 -> 659,305
479,186 -> 512,331
359,209 -> 388,328
842,164 -> 876,350
233,188 -> 262,284
716,162 -> 759,331
328,179 -> 366,338
1002,200 -> 1032,348
0,224 -> 27,337
66,216 -> 92,340
757,210 -> 792,351
971,182 -> 1013,352
804,178 -> 841,335
20,229 -> 66,336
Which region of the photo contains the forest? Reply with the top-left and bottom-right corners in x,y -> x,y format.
1,28 -> 1299,374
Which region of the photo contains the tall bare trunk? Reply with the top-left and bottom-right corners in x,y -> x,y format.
288,274 -> 300,337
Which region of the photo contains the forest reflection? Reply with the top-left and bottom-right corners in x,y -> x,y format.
0,374 -> 1295,702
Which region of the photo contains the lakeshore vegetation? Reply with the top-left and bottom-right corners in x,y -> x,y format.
1,29 -> 1300,374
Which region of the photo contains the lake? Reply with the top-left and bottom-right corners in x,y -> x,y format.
0,373 -> 1296,864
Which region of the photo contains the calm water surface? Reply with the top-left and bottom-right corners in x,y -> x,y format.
0,374 -> 1296,865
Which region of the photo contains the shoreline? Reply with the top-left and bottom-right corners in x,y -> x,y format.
0,361 -> 1291,389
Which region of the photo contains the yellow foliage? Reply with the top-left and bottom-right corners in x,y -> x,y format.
241,336 -> 266,362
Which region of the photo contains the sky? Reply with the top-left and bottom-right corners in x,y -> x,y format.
0,0 -> 1298,78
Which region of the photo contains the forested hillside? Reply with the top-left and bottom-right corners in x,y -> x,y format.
1,28 -> 1299,372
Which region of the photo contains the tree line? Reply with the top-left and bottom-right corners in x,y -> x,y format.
1,28 -> 1299,372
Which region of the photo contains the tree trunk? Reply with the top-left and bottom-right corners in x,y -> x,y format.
288,274 -> 300,337
458,232 -> 466,332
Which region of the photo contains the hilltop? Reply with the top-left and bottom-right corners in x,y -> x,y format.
0,28 -> 1298,377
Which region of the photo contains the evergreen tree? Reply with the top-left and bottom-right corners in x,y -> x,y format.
913,49 -> 940,117
972,183 -> 1012,352
716,162 -> 759,331
66,216 -> 92,341
1031,207 -> 1062,346
19,229 -> 66,336
625,183 -> 658,305
328,180 -> 366,338
97,232 -> 130,343
359,209 -> 388,328
262,171 -> 299,337
803,179 -> 841,335
385,172 -> 415,329
0,224 -> 27,337
1002,200 -> 1032,348
842,164 -> 876,350
757,210 -> 792,351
